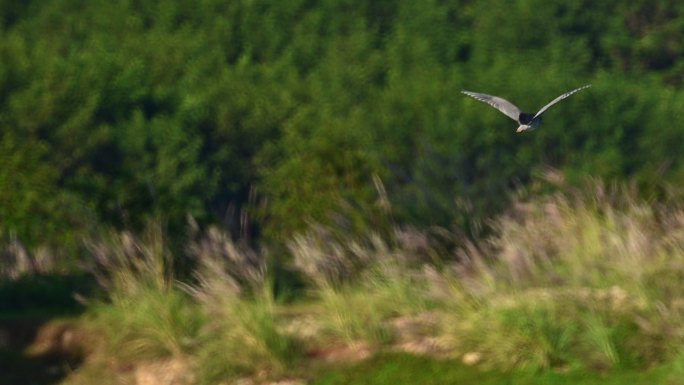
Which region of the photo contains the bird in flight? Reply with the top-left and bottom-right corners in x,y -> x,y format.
461,85 -> 591,132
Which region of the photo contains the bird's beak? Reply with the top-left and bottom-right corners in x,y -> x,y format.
516,126 -> 525,133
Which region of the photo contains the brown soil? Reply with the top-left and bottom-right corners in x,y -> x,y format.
0,310 -> 452,385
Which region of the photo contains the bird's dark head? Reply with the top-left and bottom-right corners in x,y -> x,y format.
518,112 -> 535,125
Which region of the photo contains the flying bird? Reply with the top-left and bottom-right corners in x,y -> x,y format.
461,85 -> 591,132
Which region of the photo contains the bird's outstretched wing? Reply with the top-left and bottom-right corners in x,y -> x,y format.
532,85 -> 591,119
461,91 -> 522,122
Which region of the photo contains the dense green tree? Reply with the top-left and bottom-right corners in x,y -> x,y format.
2,0 -> 684,252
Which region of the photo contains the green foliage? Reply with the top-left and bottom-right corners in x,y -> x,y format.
0,132 -> 93,251
3,0 -> 684,247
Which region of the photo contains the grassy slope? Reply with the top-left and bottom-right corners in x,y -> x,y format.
6,185 -> 684,384
312,353 -> 678,385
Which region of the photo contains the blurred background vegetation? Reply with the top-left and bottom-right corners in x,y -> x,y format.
1,0 -> 684,262
5,2 -> 684,383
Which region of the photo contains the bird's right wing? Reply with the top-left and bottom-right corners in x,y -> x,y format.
461,91 -> 522,122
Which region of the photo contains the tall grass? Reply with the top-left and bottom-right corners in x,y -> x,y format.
84,222 -> 305,383
186,226 -> 302,383
87,225 -> 202,359
75,181 -> 684,379
289,227 -> 432,344
440,184 -> 684,370
0,235 -> 58,279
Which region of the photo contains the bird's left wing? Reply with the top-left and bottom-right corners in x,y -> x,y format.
532,85 -> 591,119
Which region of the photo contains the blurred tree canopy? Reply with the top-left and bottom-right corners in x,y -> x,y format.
1,0 -> 684,253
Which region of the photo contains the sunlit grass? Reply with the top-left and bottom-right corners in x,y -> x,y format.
86,225 -> 202,360
439,183 -> 684,371
42,181 -> 684,383
289,229 -> 431,345
186,225 -> 303,384
311,352 -> 675,385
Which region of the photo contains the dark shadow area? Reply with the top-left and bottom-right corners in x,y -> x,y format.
0,272 -> 95,316
0,342 -> 84,385
0,273 -> 97,385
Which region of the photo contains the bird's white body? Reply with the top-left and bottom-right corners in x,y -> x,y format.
462,85 -> 590,133
517,118 -> 541,133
